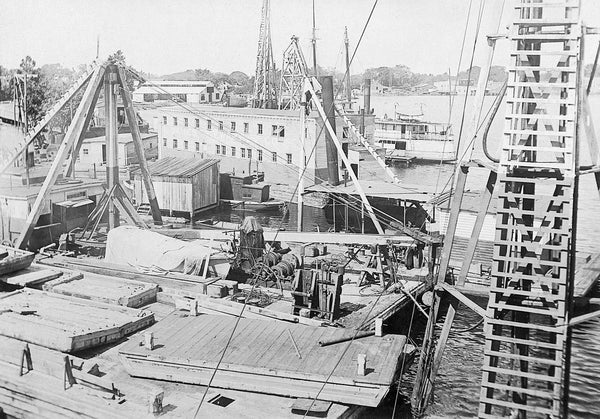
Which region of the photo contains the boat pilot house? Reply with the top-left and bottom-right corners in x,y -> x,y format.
133,157 -> 219,218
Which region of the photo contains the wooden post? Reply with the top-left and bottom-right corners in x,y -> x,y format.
117,67 -> 163,225
15,65 -> 106,249
64,84 -> 103,178
105,65 -> 120,230
306,82 -> 384,234
456,169 -> 496,286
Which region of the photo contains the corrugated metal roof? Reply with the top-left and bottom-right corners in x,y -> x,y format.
141,156 -> 219,178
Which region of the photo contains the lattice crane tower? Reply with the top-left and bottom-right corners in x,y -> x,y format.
278,36 -> 309,110
253,0 -> 277,109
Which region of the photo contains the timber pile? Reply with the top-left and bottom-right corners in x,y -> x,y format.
43,271 -> 158,308
0,263 -> 79,287
119,312 -> 406,407
0,289 -> 154,352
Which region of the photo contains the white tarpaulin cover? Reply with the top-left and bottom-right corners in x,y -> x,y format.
105,226 -> 211,275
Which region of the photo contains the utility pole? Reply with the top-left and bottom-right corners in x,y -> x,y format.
105,64 -> 120,230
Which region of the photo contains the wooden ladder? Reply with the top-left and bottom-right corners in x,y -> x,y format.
479,1 -> 581,418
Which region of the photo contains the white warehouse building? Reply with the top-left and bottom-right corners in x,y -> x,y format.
133,80 -> 223,104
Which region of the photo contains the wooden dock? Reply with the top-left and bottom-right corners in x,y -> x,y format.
120,312 -> 407,407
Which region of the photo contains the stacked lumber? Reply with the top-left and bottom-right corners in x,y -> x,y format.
43,271 -> 158,308
0,289 -> 154,352
0,263 -> 78,287
0,336 -> 161,418
120,313 -> 407,407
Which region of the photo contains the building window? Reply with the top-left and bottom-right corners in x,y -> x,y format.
272,152 -> 277,162
195,118 -> 200,128
219,121 -> 223,131
201,94 -> 206,101
216,145 -> 221,154
343,126 -> 349,139
222,145 -> 226,155
258,124 -> 263,134
83,148 -> 89,155
163,116 -> 167,125
286,153 -> 292,164
231,146 -> 236,157
173,139 -> 178,149
163,138 -> 167,147
184,140 -> 189,150
247,149 -> 252,159
258,149 -> 263,161
195,142 -> 200,152
184,117 -> 188,127
207,120 -> 212,130
215,93 -> 220,100
271,125 -> 285,137
231,121 -> 236,132
149,143 -> 153,149
173,117 -> 178,126
241,148 -> 246,158
244,122 -> 249,133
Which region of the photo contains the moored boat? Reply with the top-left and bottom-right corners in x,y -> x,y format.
374,111 -> 455,163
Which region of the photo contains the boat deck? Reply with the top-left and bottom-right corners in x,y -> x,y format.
119,312 -> 406,407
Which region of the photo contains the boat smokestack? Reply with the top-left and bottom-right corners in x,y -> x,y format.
363,79 -> 371,115
320,76 -> 340,185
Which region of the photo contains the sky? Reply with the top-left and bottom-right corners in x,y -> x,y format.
1,0 -> 599,77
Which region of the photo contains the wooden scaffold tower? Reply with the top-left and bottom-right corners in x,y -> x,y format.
252,0 -> 277,109
412,0 -> 600,418
0,60 -> 163,250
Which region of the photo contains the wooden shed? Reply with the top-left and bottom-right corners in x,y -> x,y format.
133,157 -> 219,218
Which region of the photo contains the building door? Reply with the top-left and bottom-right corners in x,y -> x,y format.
102,144 -> 106,163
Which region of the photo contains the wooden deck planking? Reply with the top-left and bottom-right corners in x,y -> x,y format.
0,289 -> 154,352
120,313 -> 406,389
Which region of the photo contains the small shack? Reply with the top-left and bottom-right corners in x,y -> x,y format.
220,173 -> 269,202
133,157 -> 219,218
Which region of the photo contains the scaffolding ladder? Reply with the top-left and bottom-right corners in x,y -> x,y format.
479,0 -> 581,417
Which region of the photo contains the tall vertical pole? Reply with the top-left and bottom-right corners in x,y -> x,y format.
361,79 -> 371,136
320,76 -> 339,185
24,74 -> 30,187
311,0 -> 318,77
105,65 -> 119,230
344,27 -> 352,110
297,100 -> 306,232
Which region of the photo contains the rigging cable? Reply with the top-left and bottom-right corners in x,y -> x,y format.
434,0 -> 475,196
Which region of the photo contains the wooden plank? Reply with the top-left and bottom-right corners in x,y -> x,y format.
120,355 -> 388,407
0,265 -> 63,287
43,272 -> 158,308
